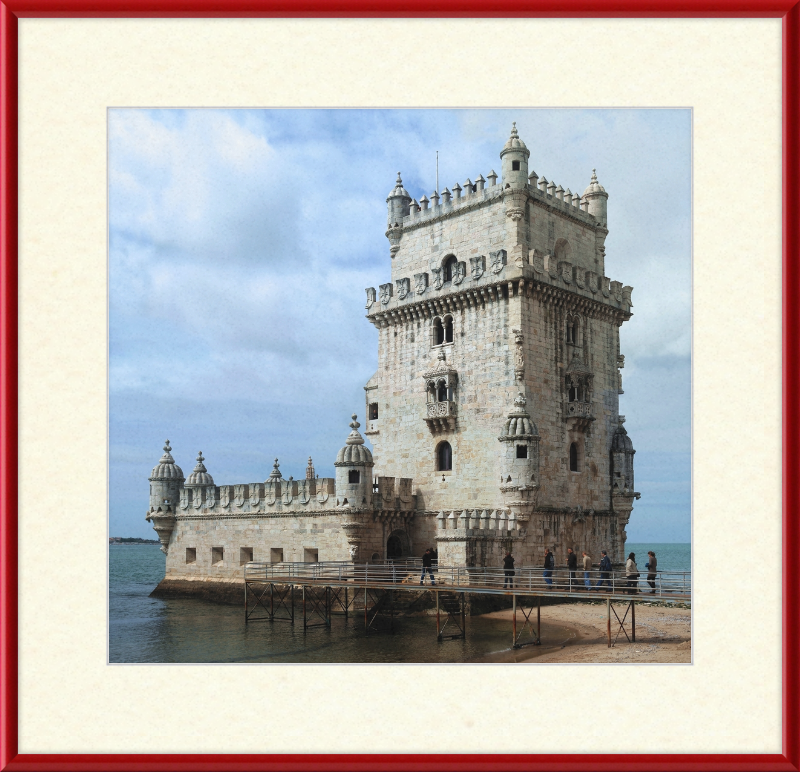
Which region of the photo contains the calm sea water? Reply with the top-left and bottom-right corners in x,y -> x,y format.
109,542 -> 690,664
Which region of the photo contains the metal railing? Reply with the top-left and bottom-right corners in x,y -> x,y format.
243,561 -> 691,598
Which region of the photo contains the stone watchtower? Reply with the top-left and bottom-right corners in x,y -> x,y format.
364,124 -> 640,567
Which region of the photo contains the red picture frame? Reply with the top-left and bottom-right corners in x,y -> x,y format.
1,4 -> 798,771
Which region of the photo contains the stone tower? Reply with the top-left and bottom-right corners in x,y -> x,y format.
364,124 -> 640,565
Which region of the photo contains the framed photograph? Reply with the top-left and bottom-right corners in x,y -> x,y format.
1,5 -> 797,771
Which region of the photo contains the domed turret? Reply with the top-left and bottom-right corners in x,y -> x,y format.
146,440 -> 184,555
185,451 -> 214,487
611,416 -> 636,493
583,168 -> 608,226
498,393 -> 539,491
386,172 -> 411,227
334,414 -> 374,507
148,440 -> 184,512
499,123 -> 530,189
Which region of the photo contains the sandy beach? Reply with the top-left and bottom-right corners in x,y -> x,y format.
475,600 -> 691,663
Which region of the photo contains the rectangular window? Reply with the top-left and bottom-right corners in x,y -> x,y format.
211,547 -> 224,565
516,445 -> 528,459
369,402 -> 379,420
512,160 -> 521,171
185,547 -> 196,564
270,548 -> 284,563
240,547 -> 253,565
304,548 -> 319,563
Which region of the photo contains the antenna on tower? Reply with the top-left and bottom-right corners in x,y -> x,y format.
436,150 -> 439,195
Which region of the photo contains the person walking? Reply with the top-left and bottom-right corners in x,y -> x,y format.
420,548 -> 436,586
596,550 -> 612,591
503,552 -> 516,589
543,547 -> 555,588
582,551 -> 593,590
645,550 -> 657,594
566,547 -> 578,592
625,552 -> 640,594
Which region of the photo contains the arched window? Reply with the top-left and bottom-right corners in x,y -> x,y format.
569,442 -> 579,472
437,381 -> 448,402
443,315 -> 454,343
348,469 -> 360,484
443,255 -> 457,283
433,317 -> 444,345
437,441 -> 453,471
427,382 -> 436,403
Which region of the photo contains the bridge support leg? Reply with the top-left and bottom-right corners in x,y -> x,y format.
537,597 -> 541,640
302,585 -> 307,629
512,594 -> 517,648
270,583 -> 274,621
436,591 -> 440,640
607,598 -> 611,647
461,594 -> 466,639
345,587 -> 348,620
291,584 -> 295,625
327,586 -> 332,628
631,600 -> 636,643
244,580 -> 248,622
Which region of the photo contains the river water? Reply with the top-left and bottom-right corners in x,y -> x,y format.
109,542 -> 690,664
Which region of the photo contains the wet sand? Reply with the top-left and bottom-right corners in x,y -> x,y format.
474,600 -> 691,664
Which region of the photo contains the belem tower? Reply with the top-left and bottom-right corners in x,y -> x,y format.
146,124 -> 640,596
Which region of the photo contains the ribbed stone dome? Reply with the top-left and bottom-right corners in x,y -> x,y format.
185,451 -> 214,487
583,168 -> 607,196
335,414 -> 374,466
500,123 -> 530,156
386,172 -> 410,200
149,440 -> 184,481
612,423 -> 634,452
500,393 -> 538,438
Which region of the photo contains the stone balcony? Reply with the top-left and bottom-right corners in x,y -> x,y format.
424,400 -> 457,432
563,399 -> 595,430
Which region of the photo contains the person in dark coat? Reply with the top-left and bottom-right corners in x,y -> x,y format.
420,548 -> 436,586
595,550 -> 612,591
543,547 -> 555,588
503,552 -> 515,589
566,547 -> 578,591
645,550 -> 657,594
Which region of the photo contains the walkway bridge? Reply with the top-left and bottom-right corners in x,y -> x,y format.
243,561 -> 691,650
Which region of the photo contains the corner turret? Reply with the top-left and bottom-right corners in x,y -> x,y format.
334,414 -> 374,508
146,440 -> 184,554
498,393 -> 540,491
499,123 -> 530,189
583,168 -> 608,226
385,173 -> 411,257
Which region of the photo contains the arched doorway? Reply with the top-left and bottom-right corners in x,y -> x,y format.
386,529 -> 409,559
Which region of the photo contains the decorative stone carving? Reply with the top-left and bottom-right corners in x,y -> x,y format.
349,544 -> 359,561
574,268 -> 586,289
490,249 -> 507,274
365,287 -> 376,309
470,255 -> 485,281
512,328 -> 524,381
414,272 -> 429,295
283,479 -> 294,505
317,487 -> 329,504
610,280 -> 623,303
431,267 -> 444,290
249,484 -> 260,507
530,249 -> 545,274
622,285 -> 633,307
234,484 -> 245,507
396,277 -> 410,300
547,251 -> 559,280
180,489 -> 189,509
506,207 -> 524,222
206,486 -> 215,508
379,282 -> 393,305
193,489 -> 203,510
220,486 -> 230,508
601,276 -> 611,298
559,261 -> 572,284
452,261 -> 466,285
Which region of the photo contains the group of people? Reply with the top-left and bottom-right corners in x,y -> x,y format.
502,548 -> 659,594
421,547 -> 659,594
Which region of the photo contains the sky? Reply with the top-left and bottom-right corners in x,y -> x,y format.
109,108 -> 691,543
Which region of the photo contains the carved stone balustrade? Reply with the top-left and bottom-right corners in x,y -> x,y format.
424,400 -> 457,433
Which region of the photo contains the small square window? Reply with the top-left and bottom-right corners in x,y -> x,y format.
185,547 -> 196,564
516,445 -> 528,459
512,160 -> 521,171
348,469 -> 360,484
240,547 -> 253,565
211,546 -> 224,565
270,548 -> 284,563
304,548 -> 319,563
